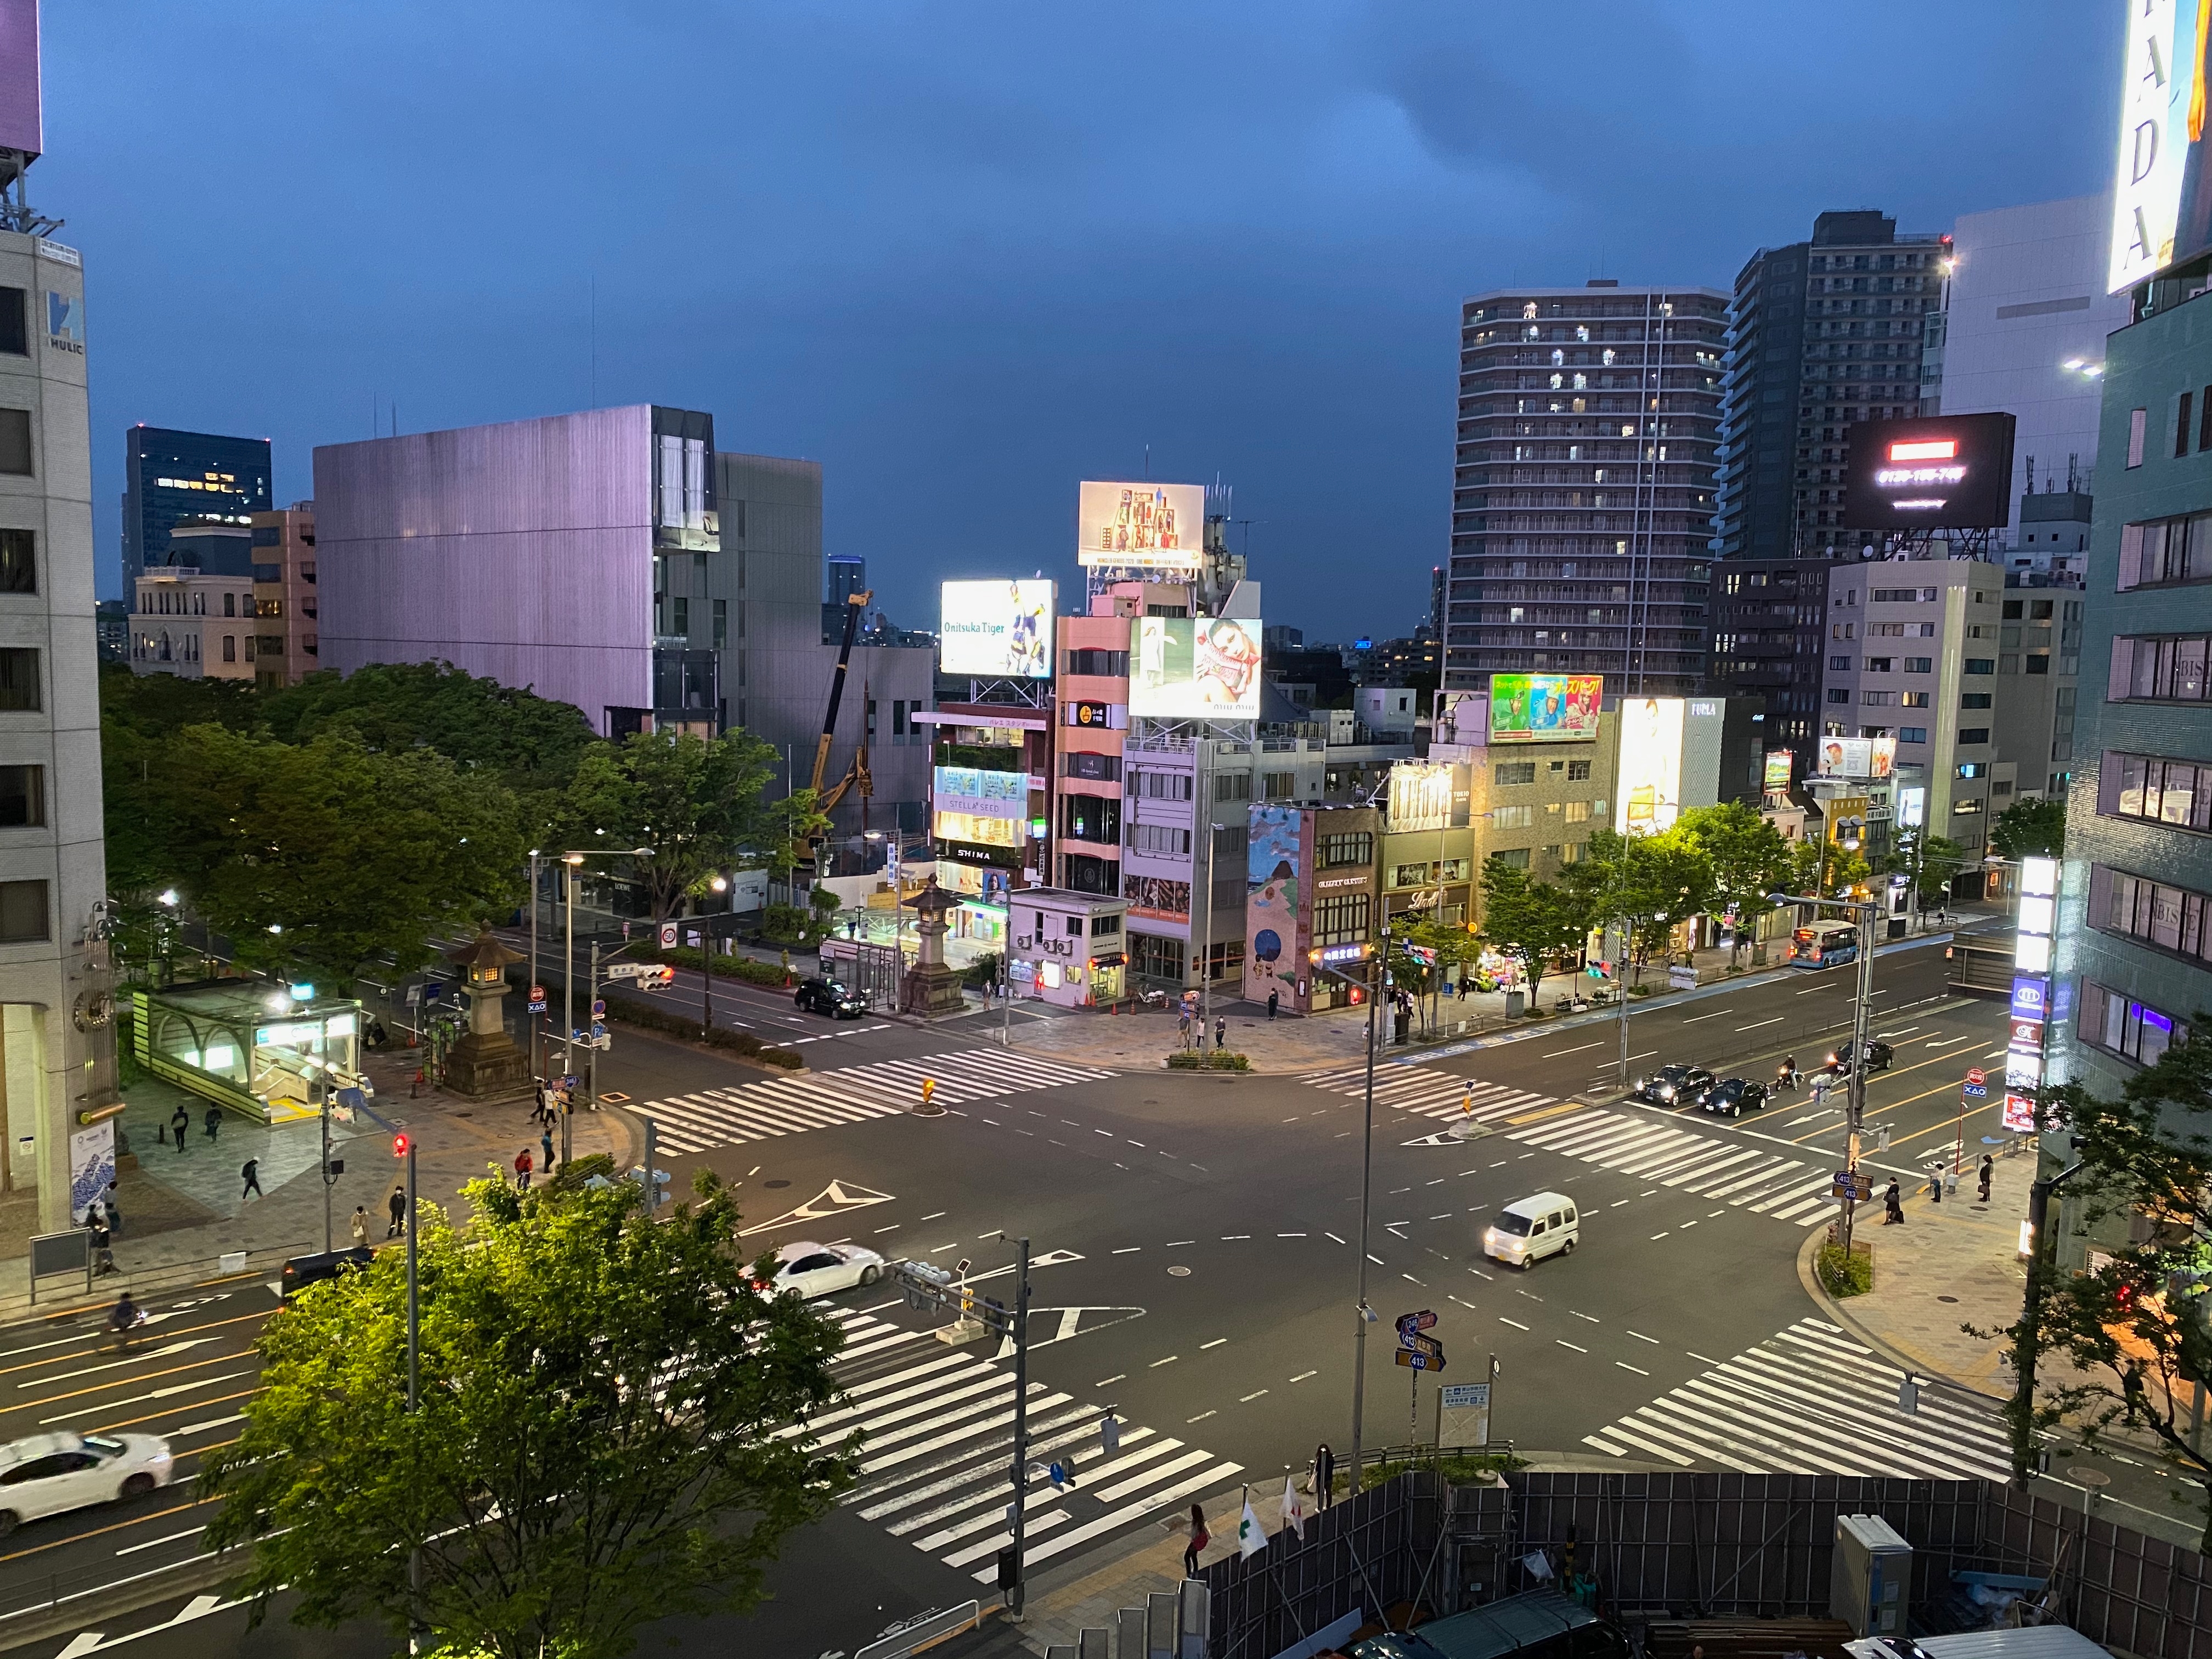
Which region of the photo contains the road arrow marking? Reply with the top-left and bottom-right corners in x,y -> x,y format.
993,1306 -> 1145,1361
737,1180 -> 896,1238
27,1339 -> 222,1387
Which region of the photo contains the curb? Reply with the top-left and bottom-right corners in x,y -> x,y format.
1795,1226 -> 2009,1404
0,1555 -> 233,1655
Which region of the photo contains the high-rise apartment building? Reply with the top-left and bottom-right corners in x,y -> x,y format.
121,425 -> 270,583
1446,281 -> 1726,698
0,1 -> 115,1238
1712,212 -> 1949,563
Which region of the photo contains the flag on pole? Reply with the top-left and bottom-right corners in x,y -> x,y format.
1238,1497 -> 1267,1557
1282,1473 -> 1305,1541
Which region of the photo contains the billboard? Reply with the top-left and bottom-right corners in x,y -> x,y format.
1434,690 -> 1486,747
1489,674 -> 1602,744
939,580 -> 1053,678
1387,761 -> 1466,833
2111,0 -> 2212,292
934,766 -> 1026,849
1615,697 -> 1685,836
1815,736 -> 1897,780
1128,616 -> 1262,719
1244,805 -> 1304,1006
1762,749 -> 1793,793
1844,415 -> 2017,531
1077,481 -> 1204,569
1123,873 -> 1190,922
0,1 -> 41,161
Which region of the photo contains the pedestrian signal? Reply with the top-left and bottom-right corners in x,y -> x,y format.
392,1133 -> 411,1159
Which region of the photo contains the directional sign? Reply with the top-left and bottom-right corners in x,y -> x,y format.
1396,1309 -> 1437,1338
1394,1348 -> 1446,1372
1401,1331 -> 1443,1359
1963,1080 -> 1988,1099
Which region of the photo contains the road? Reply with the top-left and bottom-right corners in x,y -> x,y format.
5,938 -> 2193,1657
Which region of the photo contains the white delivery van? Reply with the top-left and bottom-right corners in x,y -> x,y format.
1482,1192 -> 1579,1269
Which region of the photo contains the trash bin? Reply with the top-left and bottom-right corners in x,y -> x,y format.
1505,989 -> 1525,1017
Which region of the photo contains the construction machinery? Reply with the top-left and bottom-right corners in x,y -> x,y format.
799,589 -> 874,872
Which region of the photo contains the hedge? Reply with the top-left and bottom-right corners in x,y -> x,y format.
644,945 -> 795,989
600,992 -> 804,1069
1167,1049 -> 1250,1071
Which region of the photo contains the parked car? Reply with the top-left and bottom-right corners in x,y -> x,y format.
757,1241 -> 887,1300
0,1431 -> 173,1534
794,977 -> 866,1019
1697,1076 -> 1770,1118
1823,1039 -> 1895,1075
1629,1064 -> 1715,1106
1481,1193 -> 1579,1270
280,1246 -> 375,1302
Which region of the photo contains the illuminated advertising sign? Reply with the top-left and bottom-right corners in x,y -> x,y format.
2003,1092 -> 2039,1134
2015,855 -> 2058,974
934,766 -> 1026,850
939,580 -> 1053,678
1065,700 -> 1119,729
1615,697 -> 1685,836
1763,749 -> 1793,793
1128,617 -> 1263,719
1386,761 -> 1464,833
2010,976 -> 2050,1022
1077,481 -> 1205,570
1434,690 -> 1485,747
1844,414 -> 2017,530
1123,873 -> 1189,922
1244,805 -> 1304,1007
1815,737 -> 1897,780
1899,786 -> 1926,828
1489,674 -> 1603,744
2109,0 -> 2211,292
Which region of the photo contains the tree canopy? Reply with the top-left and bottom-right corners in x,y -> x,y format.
1474,857 -> 1590,1006
201,1166 -> 855,1659
1674,801 -> 1797,965
1565,828 -> 1717,981
1990,795 -> 2068,860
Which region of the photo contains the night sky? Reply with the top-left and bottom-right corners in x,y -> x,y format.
41,1 -> 2115,639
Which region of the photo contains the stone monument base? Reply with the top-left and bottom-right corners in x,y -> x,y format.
444,1030 -> 533,1098
901,962 -> 968,1017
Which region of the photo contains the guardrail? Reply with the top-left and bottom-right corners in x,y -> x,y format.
0,1238 -> 311,1325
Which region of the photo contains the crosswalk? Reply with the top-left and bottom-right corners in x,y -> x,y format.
1301,1066 -> 1842,1225
1581,1317 -> 2012,1479
637,1048 -> 1117,1153
795,1306 -> 1243,1583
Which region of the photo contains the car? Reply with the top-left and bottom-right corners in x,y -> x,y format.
1697,1076 -> 1770,1118
1823,1039 -> 1895,1075
0,1431 -> 173,1535
757,1240 -> 887,1300
1482,1193 -> 1579,1269
1629,1064 -> 1716,1106
280,1246 -> 375,1302
795,977 -> 866,1019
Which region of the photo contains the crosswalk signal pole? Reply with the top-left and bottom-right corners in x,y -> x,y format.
403,1133 -> 424,1654
1006,1235 -> 1032,1620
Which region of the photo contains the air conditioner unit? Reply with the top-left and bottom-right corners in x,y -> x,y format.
1016,935 -> 1032,950
1831,1514 -> 1911,1638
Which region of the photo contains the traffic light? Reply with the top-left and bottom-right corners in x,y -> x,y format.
392,1132 -> 411,1159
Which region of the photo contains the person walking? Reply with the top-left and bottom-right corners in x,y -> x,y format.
1928,1164 -> 1945,1206
240,1157 -> 262,1200
1882,1179 -> 1904,1225
1978,1153 -> 1994,1204
1183,1502 -> 1209,1577
169,1104 -> 189,1152
349,1205 -> 370,1250
86,1212 -> 114,1277
387,1187 -> 407,1239
1314,1442 -> 1336,1511
514,1148 -> 533,1189
102,1184 -> 120,1238
204,1105 -> 221,1142
540,1127 -> 555,1176
106,1292 -> 140,1353
1267,989 -> 1279,1022
1214,1016 -> 1226,1051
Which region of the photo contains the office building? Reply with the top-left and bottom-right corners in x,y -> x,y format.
1712,212 -> 1948,562
127,568 -> 256,680
315,409 -> 931,838
1244,802 -> 1382,1015
247,503 -> 316,686
0,18 -> 116,1238
1990,573 -> 2083,806
121,426 -> 270,583
1447,281 -> 1726,698
1940,195 -> 2130,520
1709,557 -> 1831,766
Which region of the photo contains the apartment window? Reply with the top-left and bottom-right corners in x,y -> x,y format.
1963,658 -> 1995,675
2027,655 -> 2051,675
1564,800 -> 1592,823
1958,727 -> 1990,745
1261,772 -> 1296,799
2112,634 -> 2212,701
1060,793 -> 1121,845
0,879 -> 46,943
1899,727 -> 1928,743
1391,862 -> 1432,889
1214,772 -> 1251,803
223,592 -> 235,618
1568,759 -> 1592,781
245,636 -> 256,662
1313,893 -> 1372,946
1127,766 -> 1185,797
1860,691 -> 1896,706
1903,657 -> 1931,674
1826,687 -> 1849,703
1090,912 -> 1121,937
1129,823 -> 1190,855
1870,587 -> 1938,603
1865,656 -> 1892,672
1491,847 -> 1531,870
1829,655 -> 1852,671
0,409 -> 29,477
1212,823 -> 1247,856
2182,392 -> 2198,458
1831,623 -> 1855,640
1954,798 -> 1985,815
1491,803 -> 1537,830
1494,761 -> 1537,786
1901,691 -> 1930,707
1065,648 -> 1129,677
713,599 -> 728,650
2081,979 -> 2185,1066
2106,752 -> 2212,832
1961,692 -> 1992,709
0,648 -> 37,712
0,765 -> 42,827
672,596 -> 689,637
0,529 -> 31,595
1318,832 -> 1374,869
0,288 -> 22,356
222,635 -> 236,663
2119,514 -> 2212,589
2128,406 -> 2148,468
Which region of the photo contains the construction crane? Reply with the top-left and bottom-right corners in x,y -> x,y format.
800,589 -> 874,871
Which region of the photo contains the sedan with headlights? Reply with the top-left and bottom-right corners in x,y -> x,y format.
1629,1064 -> 1715,1107
757,1241 -> 887,1300
1696,1076 -> 1770,1118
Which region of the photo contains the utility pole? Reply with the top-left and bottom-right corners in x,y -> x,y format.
1615,912 -> 1633,1086
1769,888 -> 1879,1251
1351,921 -> 1387,1486
562,856 -> 579,1085
1007,1235 -> 1032,1620
527,851 -> 541,1079
580,942 -> 600,1165
319,1070 -> 334,1254
403,1131 -> 423,1654
2009,1160 -> 2084,1485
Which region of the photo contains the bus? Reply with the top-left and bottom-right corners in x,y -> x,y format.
1787,923 -> 1858,969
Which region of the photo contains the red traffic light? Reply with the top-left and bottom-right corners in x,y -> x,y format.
392,1132 -> 411,1158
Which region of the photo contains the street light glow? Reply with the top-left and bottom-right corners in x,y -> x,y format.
157,889 -> 178,906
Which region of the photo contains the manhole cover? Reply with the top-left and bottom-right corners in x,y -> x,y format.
764,1179 -> 791,1189
1167,1266 -> 1192,1277
454,1111 -> 473,1119
2068,1466 -> 2112,1487
1937,1294 -> 1959,1303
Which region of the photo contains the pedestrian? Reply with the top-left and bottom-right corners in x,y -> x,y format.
106,1292 -> 140,1352
86,1212 -> 114,1276
1929,1165 -> 1944,1206
515,1148 -> 533,1189
1882,1179 -> 1904,1225
240,1157 -> 262,1200
169,1104 -> 189,1152
1978,1153 -> 1994,1204
103,1183 -> 120,1238
387,1187 -> 407,1239
203,1105 -> 221,1142
1184,1502 -> 1209,1577
1314,1442 -> 1335,1510
1267,989 -> 1279,1022
349,1205 -> 370,1249
1214,1016 -> 1226,1051
540,1127 -> 554,1174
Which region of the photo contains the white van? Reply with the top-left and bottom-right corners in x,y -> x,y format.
1482,1192 -> 1579,1269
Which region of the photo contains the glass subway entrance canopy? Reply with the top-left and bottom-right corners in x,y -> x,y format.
130,981 -> 365,1125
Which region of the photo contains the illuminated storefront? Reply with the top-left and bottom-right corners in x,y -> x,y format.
131,981 -> 366,1124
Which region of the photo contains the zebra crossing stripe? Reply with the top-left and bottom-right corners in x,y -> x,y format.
968,1460 -> 1246,1582
1705,1159 -> 1801,1199
1662,1147 -> 1764,1187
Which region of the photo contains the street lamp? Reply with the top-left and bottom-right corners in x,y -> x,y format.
1770,887 -> 1880,1252
556,847 -> 653,1087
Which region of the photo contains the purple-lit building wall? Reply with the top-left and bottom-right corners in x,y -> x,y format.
0,1 -> 40,160
315,407 -> 657,732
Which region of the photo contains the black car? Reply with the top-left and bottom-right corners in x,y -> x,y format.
794,977 -> 865,1019
1629,1063 -> 1716,1106
1697,1076 -> 1770,1118
1824,1038 -> 1895,1075
280,1247 -> 374,1303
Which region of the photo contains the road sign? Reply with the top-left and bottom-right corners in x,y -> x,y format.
527,985 -> 546,1013
1395,1349 -> 1445,1372
1963,1081 -> 1988,1099
1401,1331 -> 1443,1359
592,999 -> 606,1018
659,922 -> 679,950
1396,1309 -> 1437,1338
1966,1068 -> 1987,1086
1832,1175 -> 1875,1200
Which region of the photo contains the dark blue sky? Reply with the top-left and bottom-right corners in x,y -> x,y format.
43,1 -> 2115,639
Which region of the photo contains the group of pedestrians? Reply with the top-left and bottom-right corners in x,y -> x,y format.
151,1103 -> 223,1152
1181,1442 -> 1341,1578
1880,1153 -> 1995,1224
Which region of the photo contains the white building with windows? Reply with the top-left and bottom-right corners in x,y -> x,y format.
127,569 -> 257,679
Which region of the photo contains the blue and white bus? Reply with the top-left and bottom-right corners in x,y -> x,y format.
1787,923 -> 1858,969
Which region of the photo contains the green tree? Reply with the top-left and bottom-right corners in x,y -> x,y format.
554,729 -> 793,921
1675,801 -> 1797,966
1788,832 -> 1869,901
1990,795 -> 2068,859
1981,1028 -> 2212,1547
263,662 -> 597,792
201,1167 -> 855,1658
153,725 -> 526,985
1475,857 -> 1593,1010
1875,832 -> 1973,913
1568,828 -> 1715,985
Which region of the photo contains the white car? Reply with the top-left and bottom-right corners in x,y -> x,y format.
0,1431 -> 173,1534
1482,1192 -> 1580,1271
760,1241 -> 887,1300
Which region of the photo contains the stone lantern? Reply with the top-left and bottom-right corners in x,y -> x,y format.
442,930 -> 532,1097
899,881 -> 967,1017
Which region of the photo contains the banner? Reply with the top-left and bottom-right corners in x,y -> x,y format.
1489,674 -> 1602,744
69,1120 -> 115,1224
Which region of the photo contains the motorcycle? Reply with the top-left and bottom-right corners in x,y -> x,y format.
1774,1063 -> 1801,1093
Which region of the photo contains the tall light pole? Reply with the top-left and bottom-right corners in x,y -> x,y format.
1770,887 -> 1879,1250
556,847 -> 654,1081
526,850 -> 543,1079
1349,920 -> 1388,1486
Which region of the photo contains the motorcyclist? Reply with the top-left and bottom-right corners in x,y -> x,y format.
106,1292 -> 141,1350
1776,1055 -> 1799,1091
